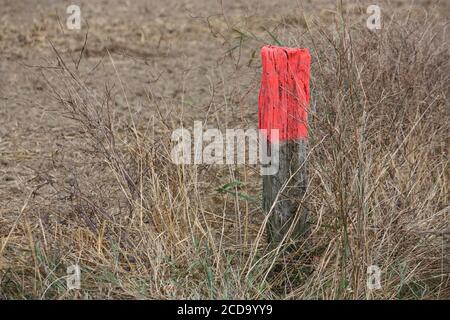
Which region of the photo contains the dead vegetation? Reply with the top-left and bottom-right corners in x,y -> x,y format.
0,2 -> 449,299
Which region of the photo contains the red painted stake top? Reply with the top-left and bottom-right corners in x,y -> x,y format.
258,45 -> 311,143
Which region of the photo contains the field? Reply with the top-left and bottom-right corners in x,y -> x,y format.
0,0 -> 449,299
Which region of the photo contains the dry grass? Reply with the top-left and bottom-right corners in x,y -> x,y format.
0,3 -> 448,299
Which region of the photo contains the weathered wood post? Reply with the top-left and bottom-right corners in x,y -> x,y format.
258,45 -> 311,244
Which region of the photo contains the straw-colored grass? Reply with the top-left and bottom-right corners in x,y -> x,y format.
0,3 -> 448,299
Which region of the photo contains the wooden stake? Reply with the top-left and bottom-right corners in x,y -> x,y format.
258,45 -> 311,243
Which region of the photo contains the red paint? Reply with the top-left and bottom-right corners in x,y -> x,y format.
258,45 -> 311,142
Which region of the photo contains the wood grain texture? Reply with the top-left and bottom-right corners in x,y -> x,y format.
263,140 -> 309,243
259,45 -> 311,243
258,45 -> 311,142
